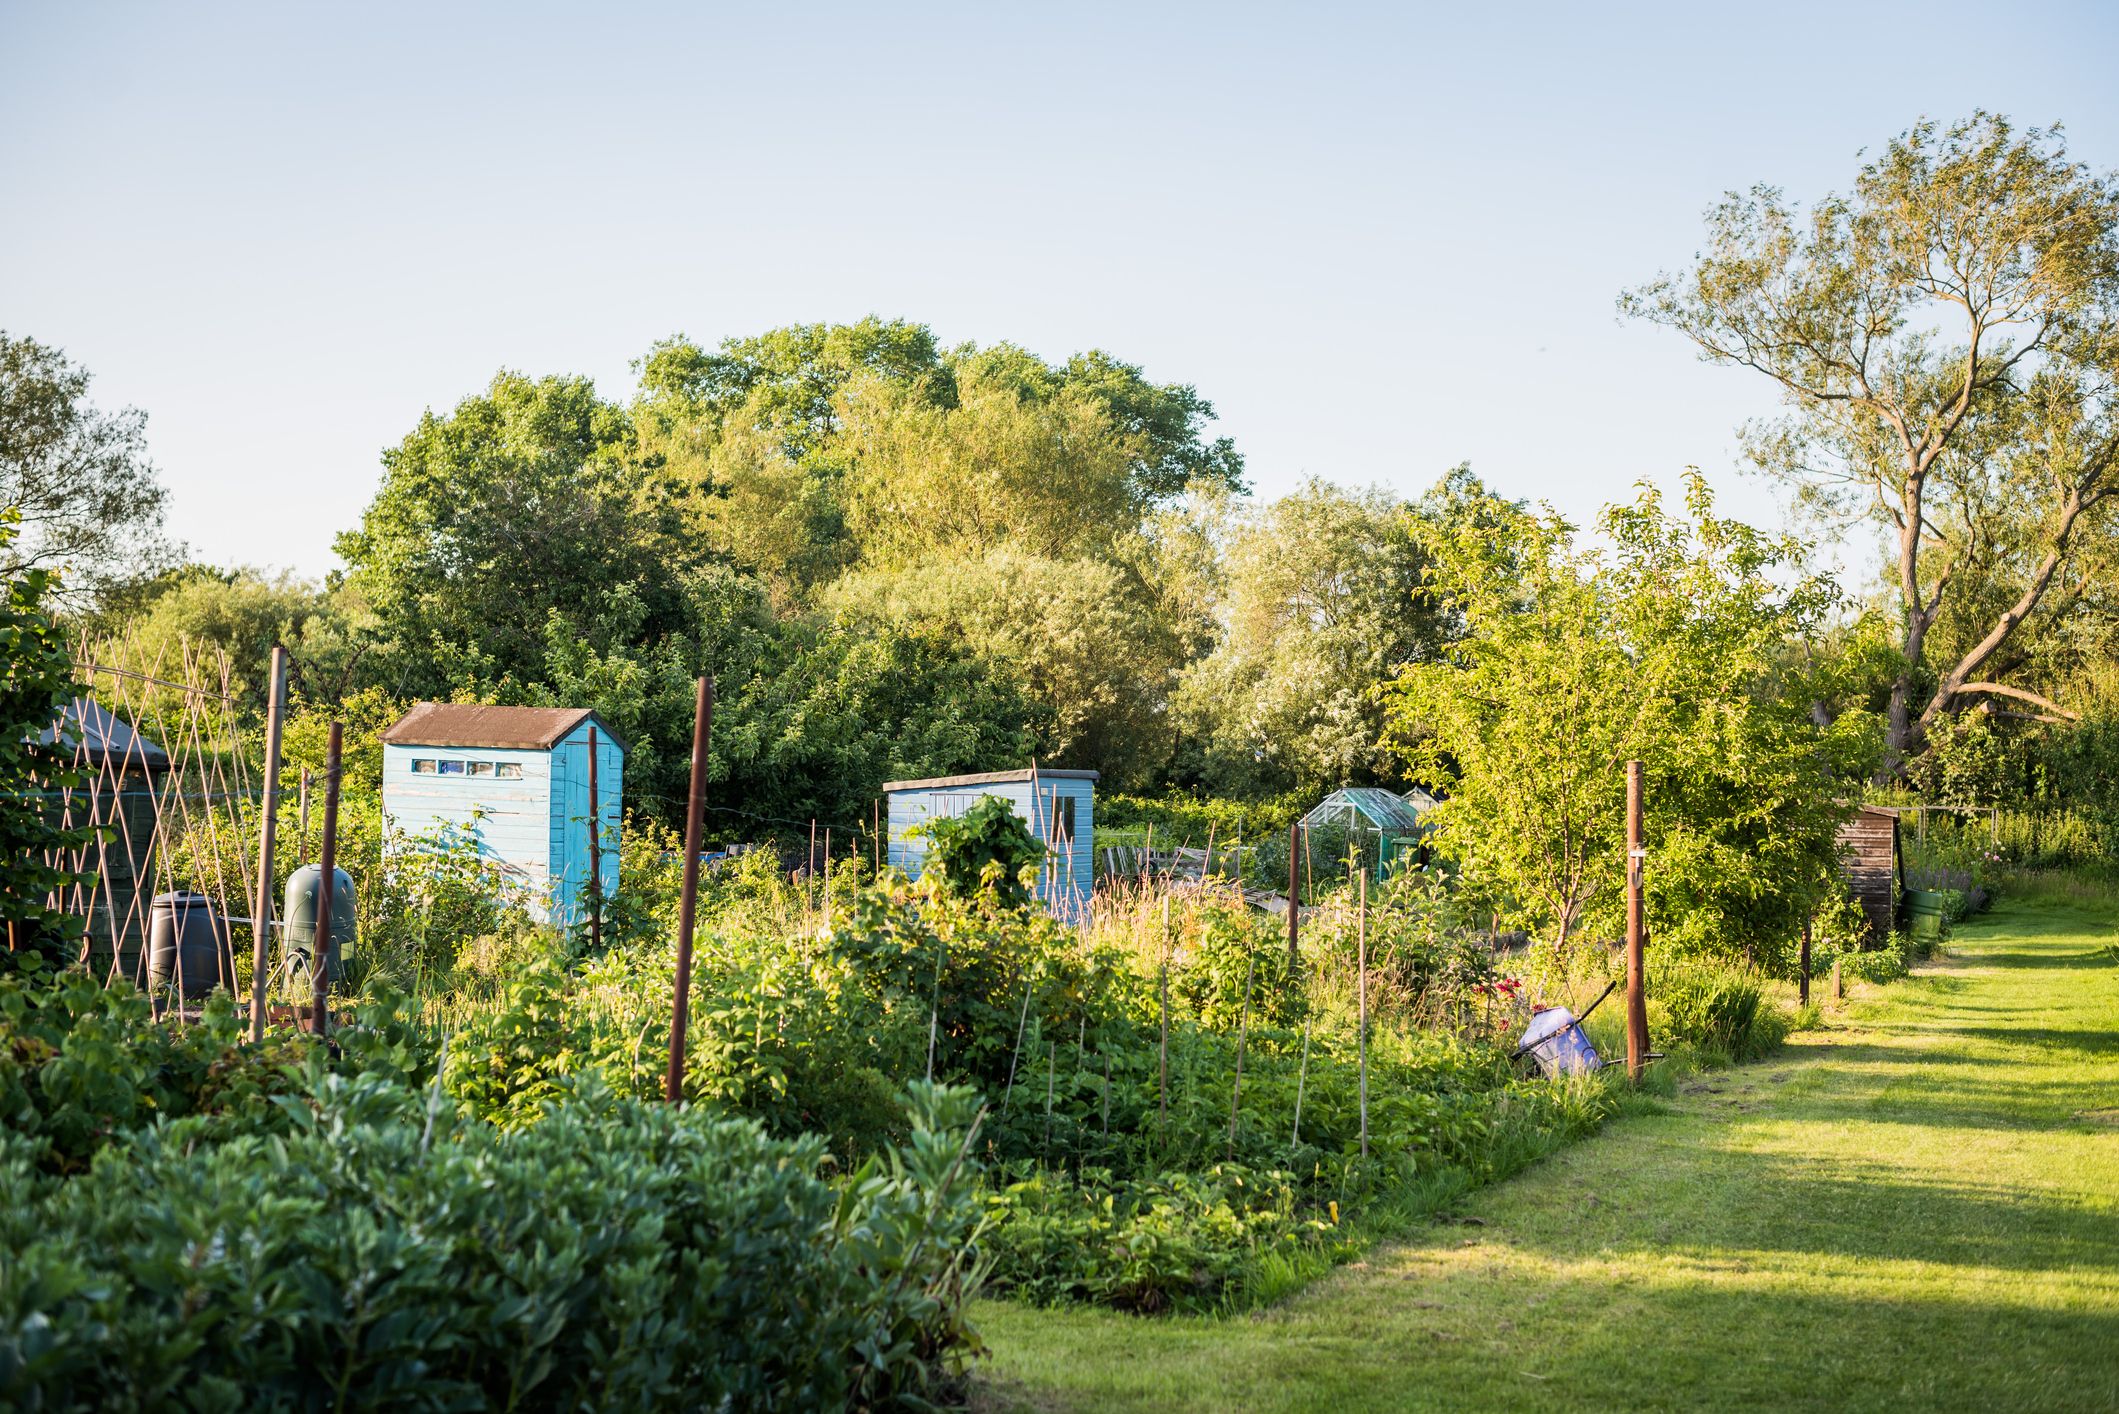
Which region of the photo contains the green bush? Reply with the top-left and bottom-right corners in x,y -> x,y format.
0,1050 -> 988,1410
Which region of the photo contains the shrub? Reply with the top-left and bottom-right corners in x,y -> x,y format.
0,1056 -> 989,1411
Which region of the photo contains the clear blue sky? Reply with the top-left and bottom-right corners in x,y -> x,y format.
5,1 -> 2116,581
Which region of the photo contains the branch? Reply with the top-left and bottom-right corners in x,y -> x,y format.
1956,682 -> 2080,722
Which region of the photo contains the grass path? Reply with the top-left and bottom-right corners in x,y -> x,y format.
972,894 -> 2119,1413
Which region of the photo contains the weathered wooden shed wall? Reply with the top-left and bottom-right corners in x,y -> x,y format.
885,769 -> 1097,919
1836,806 -> 1901,942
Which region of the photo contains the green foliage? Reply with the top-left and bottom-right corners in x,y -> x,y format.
0,1063 -> 988,1410
0,515 -> 96,973
0,332 -> 172,605
919,796 -> 1046,911
1390,473 -> 1879,965
1094,792 -> 1304,849
1647,958 -> 1789,1062
1625,113 -> 2119,766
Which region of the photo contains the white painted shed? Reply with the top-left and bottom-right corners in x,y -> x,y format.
883,768 -> 1097,919
380,703 -> 624,926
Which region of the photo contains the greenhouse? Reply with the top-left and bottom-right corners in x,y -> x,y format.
1297,787 -> 1436,880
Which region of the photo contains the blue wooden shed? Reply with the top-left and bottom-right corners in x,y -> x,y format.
381,704 -> 624,926
883,768 -> 1097,918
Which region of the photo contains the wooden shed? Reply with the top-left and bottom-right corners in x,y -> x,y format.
1836,805 -> 1902,944
884,768 -> 1097,919
381,704 -> 624,927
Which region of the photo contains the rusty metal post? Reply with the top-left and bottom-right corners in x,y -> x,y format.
249,645 -> 287,1041
666,676 -> 712,1103
1287,818 -> 1301,970
1626,760 -> 1648,1081
312,722 -> 342,1038
586,726 -> 603,954
1799,917 -> 1812,1006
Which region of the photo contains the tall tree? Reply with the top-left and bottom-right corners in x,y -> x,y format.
1389,475 -> 1876,962
0,332 -> 173,605
1624,114 -> 2119,769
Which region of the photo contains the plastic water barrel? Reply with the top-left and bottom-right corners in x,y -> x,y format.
146,891 -> 235,998
1519,1006 -> 1602,1076
283,864 -> 357,984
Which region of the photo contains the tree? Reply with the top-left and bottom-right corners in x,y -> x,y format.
0,332 -> 173,605
633,322 -> 1248,606
336,370 -> 695,695
1389,475 -> 1878,964
1624,114 -> 2119,771
1172,478 -> 1451,799
0,511 -> 97,972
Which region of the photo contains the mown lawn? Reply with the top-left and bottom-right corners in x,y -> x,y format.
971,891 -> 2119,1412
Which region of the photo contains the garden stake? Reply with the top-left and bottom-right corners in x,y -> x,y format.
248,644 -> 286,1041
808,818 -> 818,916
1158,895 -> 1171,1135
873,799 -> 881,874
1227,938 -> 1256,1161
1002,963 -> 1036,1114
311,721 -> 341,1038
1834,957 -> 1844,1000
1287,818 -> 1301,969
1626,760 -> 1648,1082
298,767 -> 311,860
1799,917 -> 1812,1006
1292,1015 -> 1312,1145
1044,1041 -> 1056,1157
587,726 -> 602,956
665,675 -> 712,1103
1358,867 -> 1369,1159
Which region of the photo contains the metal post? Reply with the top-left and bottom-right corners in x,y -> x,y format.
666,676 -> 712,1103
1626,760 -> 1648,1082
586,726 -> 602,955
1287,818 -> 1301,969
312,722 -> 341,1038
249,645 -> 286,1041
1357,867 -> 1369,1159
1799,917 -> 1812,1007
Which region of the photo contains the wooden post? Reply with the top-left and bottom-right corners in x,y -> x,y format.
1158,894 -> 1171,1135
249,645 -> 286,1041
1357,868 -> 1370,1159
311,722 -> 341,1038
586,726 -> 603,955
1833,957 -> 1844,1001
823,828 -> 832,919
1625,760 -> 1648,1082
1798,917 -> 1812,1006
666,676 -> 712,1103
1287,818 -> 1301,969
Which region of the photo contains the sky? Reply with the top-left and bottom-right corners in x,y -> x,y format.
4,1 -> 2117,583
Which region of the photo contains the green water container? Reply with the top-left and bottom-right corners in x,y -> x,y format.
283,864 -> 357,984
1906,889 -> 1950,941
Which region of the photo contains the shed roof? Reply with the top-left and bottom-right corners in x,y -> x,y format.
1301,787 -> 1430,836
882,768 -> 1099,793
39,698 -> 170,771
382,703 -> 628,753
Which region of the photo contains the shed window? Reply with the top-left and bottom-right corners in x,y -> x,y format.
412,759 -> 437,774
468,761 -> 494,777
438,760 -> 466,776
1053,796 -> 1077,842
494,762 -> 523,779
